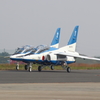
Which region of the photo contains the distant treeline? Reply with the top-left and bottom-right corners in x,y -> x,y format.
0,52 -> 9,56
0,52 -> 10,63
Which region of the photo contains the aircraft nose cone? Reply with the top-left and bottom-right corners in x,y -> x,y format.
10,55 -> 14,58
10,55 -> 15,60
10,56 -> 14,60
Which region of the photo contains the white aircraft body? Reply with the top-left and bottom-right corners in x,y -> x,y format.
10,28 -> 61,71
10,45 -> 35,70
22,26 -> 100,72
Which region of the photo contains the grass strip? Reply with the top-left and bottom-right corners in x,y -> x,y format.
0,63 -> 100,70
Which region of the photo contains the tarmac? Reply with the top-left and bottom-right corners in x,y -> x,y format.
0,70 -> 100,100
0,83 -> 100,100
0,70 -> 100,83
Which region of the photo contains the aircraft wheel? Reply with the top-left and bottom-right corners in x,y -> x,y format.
16,65 -> 19,70
24,65 -> 28,70
29,67 -> 32,72
67,67 -> 71,73
51,66 -> 54,70
38,66 -> 42,72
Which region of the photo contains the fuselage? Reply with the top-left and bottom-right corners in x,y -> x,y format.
22,47 -> 79,65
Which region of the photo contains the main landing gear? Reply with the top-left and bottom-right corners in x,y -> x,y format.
51,66 -> 54,70
62,62 -> 71,73
62,66 -> 71,73
66,67 -> 71,73
38,66 -> 42,72
24,63 -> 33,72
24,65 -> 28,70
37,65 -> 71,73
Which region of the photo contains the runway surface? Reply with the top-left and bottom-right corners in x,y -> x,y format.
0,70 -> 100,100
0,83 -> 100,100
0,70 -> 100,83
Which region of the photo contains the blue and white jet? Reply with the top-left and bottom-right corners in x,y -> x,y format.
22,26 -> 100,72
10,28 -> 61,71
10,45 -> 35,70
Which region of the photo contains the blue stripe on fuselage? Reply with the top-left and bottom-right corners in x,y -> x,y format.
20,58 -> 75,65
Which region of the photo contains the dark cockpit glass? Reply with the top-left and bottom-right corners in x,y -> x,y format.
35,45 -> 49,54
24,48 -> 37,56
13,45 -> 34,55
24,45 -> 49,56
14,48 -> 24,54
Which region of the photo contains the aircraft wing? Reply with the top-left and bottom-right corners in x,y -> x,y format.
55,52 -> 100,61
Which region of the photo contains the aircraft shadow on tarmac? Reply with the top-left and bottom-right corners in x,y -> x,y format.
5,69 -> 91,74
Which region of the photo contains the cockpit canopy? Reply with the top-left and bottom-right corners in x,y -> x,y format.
14,45 -> 34,54
13,44 -> 50,56
35,45 -> 49,54
24,45 -> 49,56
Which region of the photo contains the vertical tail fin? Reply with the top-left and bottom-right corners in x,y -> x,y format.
67,25 -> 79,51
50,28 -> 61,48
59,26 -> 79,52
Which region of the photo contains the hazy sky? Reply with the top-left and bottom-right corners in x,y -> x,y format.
0,0 -> 100,56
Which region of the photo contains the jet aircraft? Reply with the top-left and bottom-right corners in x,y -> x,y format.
10,45 -> 35,70
22,26 -> 100,72
10,28 -> 61,71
